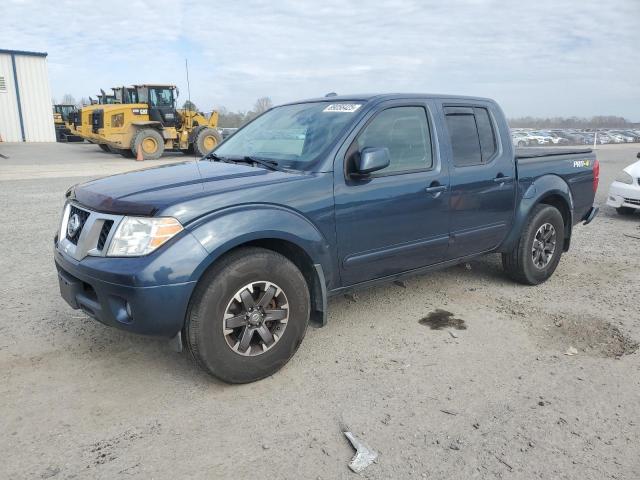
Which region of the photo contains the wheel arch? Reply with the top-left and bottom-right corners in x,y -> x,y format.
186,205 -> 335,327
500,175 -> 574,252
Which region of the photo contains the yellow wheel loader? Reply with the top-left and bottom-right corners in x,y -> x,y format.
73,84 -> 221,159
53,104 -> 83,142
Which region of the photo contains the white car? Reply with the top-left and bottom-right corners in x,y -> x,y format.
606,132 -> 626,143
607,156 -> 640,215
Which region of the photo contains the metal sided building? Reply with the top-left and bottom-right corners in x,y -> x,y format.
0,49 -> 56,142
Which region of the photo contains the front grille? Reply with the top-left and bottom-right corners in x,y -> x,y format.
66,205 -> 90,245
97,220 -> 114,251
624,197 -> 640,206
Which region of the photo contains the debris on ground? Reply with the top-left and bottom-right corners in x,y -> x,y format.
343,431 -> 378,473
448,330 -> 459,338
440,409 -> 458,416
344,293 -> 358,302
419,309 -> 467,330
564,346 -> 578,356
393,280 -> 407,288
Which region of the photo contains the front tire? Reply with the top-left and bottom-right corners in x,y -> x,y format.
193,127 -> 222,157
131,128 -> 165,160
185,247 -> 310,383
502,204 -> 565,285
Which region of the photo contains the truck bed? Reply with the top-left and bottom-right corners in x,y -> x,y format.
515,147 -> 592,159
515,147 -> 596,225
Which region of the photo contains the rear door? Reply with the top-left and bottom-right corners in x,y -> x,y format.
334,101 -> 450,286
440,103 -> 516,258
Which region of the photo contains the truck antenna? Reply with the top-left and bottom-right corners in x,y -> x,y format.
185,58 -> 203,174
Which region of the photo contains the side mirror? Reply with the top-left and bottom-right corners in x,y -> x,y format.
637,152 -> 640,159
355,147 -> 391,175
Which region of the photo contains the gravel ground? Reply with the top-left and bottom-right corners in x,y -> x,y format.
1,142 -> 639,479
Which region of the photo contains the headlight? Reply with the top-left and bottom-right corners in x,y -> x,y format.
615,171 -> 633,184
107,217 -> 183,257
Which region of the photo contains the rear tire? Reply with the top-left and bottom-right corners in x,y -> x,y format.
502,204 -> 565,285
131,128 -> 165,160
193,127 -> 222,157
98,144 -> 111,152
616,207 -> 635,216
185,247 -> 310,383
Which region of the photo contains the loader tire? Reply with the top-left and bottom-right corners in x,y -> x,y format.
98,144 -> 111,152
193,127 -> 222,157
131,128 -> 164,160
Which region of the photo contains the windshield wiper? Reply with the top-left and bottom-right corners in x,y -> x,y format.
228,156 -> 283,172
203,152 -> 229,162
204,153 -> 285,172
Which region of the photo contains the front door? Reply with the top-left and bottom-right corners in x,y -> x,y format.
441,104 -> 516,258
334,102 -> 450,286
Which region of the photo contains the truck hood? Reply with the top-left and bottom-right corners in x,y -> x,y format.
71,160 -> 306,219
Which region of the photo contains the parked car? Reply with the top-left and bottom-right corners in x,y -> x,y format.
54,93 -> 599,383
512,132 -> 532,147
606,132 -> 626,143
220,127 -> 239,139
606,153 -> 640,215
621,131 -> 640,142
544,132 -> 570,145
529,131 -> 553,144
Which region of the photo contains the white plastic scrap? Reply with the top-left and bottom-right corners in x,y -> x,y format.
344,431 -> 378,473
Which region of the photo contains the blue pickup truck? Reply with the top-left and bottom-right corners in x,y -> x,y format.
55,94 -> 599,383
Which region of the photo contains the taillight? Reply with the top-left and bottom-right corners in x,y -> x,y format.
593,158 -> 600,193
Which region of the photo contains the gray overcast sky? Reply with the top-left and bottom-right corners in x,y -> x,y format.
2,0 -> 639,119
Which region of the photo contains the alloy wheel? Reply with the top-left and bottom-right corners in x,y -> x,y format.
222,281 -> 289,356
531,223 -> 556,269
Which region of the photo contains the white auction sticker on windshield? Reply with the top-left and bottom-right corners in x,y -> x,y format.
323,103 -> 362,113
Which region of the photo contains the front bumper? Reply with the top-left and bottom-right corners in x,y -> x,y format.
606,181 -> 640,210
54,231 -> 208,338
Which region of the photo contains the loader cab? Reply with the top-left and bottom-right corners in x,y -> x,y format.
135,84 -> 178,127
112,86 -> 138,104
96,94 -> 117,105
53,104 -> 76,123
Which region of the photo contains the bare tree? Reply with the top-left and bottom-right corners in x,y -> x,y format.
61,94 -> 76,105
253,97 -> 273,115
182,100 -> 198,111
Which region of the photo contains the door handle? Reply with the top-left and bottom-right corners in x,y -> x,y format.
425,184 -> 447,196
493,175 -> 513,183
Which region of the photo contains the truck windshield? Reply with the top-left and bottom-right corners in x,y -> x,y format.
213,102 -> 363,170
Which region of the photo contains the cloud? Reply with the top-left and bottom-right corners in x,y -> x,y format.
2,0 -> 639,119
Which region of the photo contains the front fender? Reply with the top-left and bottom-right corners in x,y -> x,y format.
188,204 -> 335,285
500,175 -> 573,252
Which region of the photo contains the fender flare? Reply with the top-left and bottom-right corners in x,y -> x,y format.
187,204 -> 335,326
499,174 -> 574,252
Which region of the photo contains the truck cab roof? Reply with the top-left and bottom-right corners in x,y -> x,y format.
287,92 -> 496,105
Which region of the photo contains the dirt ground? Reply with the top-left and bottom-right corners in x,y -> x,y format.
1,142 -> 639,479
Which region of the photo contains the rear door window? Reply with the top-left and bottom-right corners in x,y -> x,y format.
445,112 -> 482,167
445,106 -> 497,167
